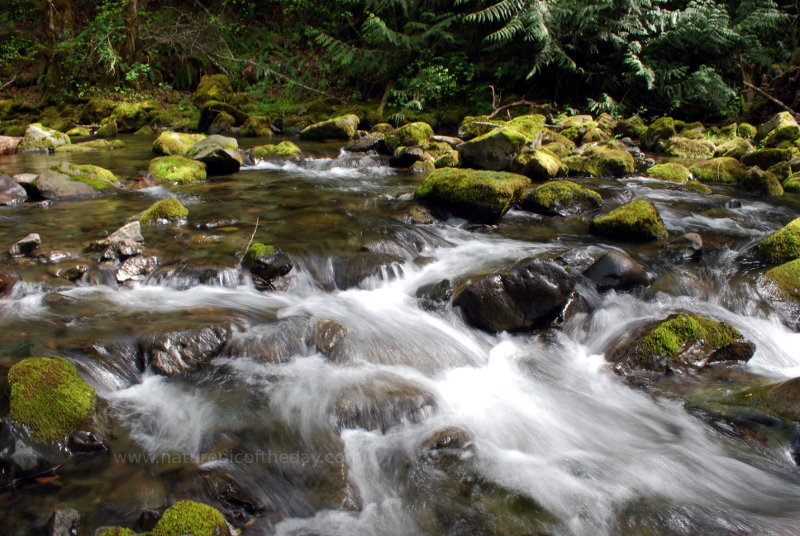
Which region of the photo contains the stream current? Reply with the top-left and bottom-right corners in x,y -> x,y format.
1,136 -> 799,535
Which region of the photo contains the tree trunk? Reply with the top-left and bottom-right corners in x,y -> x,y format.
122,0 -> 147,65
43,0 -> 74,103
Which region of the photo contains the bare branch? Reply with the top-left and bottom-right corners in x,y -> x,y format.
239,217 -> 260,265
742,81 -> 799,119
488,99 -> 540,119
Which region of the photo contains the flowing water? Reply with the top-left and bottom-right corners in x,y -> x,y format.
1,136 -> 799,535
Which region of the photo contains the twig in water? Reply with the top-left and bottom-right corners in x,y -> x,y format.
239,217 -> 260,265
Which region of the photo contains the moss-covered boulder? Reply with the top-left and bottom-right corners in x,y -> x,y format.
8,356 -> 96,441
252,141 -> 302,161
663,136 -> 715,158
765,258 -> 800,300
110,101 -> 154,132
758,218 -> 800,265
784,172 -> 800,193
741,148 -> 797,169
371,122 -> 394,134
685,181 -> 712,194
241,115 -> 273,137
96,118 -> 118,138
153,500 -> 229,536
96,528 -> 136,536
81,97 -> 116,123
415,167 -> 530,223
739,167 -> 784,196
646,162 -> 691,183
194,74 -> 234,106
33,162 -> 119,199
608,313 -> 755,374
738,123 -> 757,139
197,100 -> 247,133
140,198 -> 189,225
520,180 -> 601,216
582,145 -> 635,177
510,149 -> 567,180
590,200 -> 668,241
299,114 -> 359,140
17,123 -> 70,152
153,131 -> 206,156
384,122 -> 434,153
457,115 -> 545,171
689,157 -> 745,184
242,242 -> 293,287
757,111 -> 800,147
66,125 -> 90,137
186,135 -> 242,175
713,137 -> 753,159
614,116 -> 647,139
149,156 -> 207,184
457,115 -> 501,140
641,117 -> 676,150
54,139 -> 125,153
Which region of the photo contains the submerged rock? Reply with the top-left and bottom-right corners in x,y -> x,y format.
299,114 -> 359,140
415,167 -> 530,223
582,250 -> 651,291
519,179 -> 601,216
453,259 -> 574,333
607,313 -> 755,375
47,507 -> 81,536
54,138 -> 125,153
590,200 -> 668,241
332,250 -> 403,289
144,325 -> 232,376
90,221 -> 144,250
661,232 -> 703,262
0,269 -> 18,296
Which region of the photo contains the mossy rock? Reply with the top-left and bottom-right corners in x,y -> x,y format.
415,167 -> 530,223
81,98 -> 116,123
685,181 -> 712,194
54,139 -> 125,153
590,200 -> 668,241
457,115 -> 546,171
614,116 -> 647,139
457,115 -> 502,140
713,137 -> 753,159
252,141 -> 302,161
582,145 -> 635,177
757,111 -> 800,147
66,126 -> 90,137
384,122 -> 434,152
609,313 -> 755,373
511,149 -> 566,180
646,162 -> 691,183
739,168 -> 784,196
241,115 -> 273,137
641,117 -> 676,150
111,101 -> 154,132
765,258 -> 800,300
582,126 -> 610,144
186,135 -> 242,175
741,148 -> 797,169
8,356 -> 96,441
689,157 -> 745,184
663,136 -> 714,158
299,114 -> 359,141
17,123 -> 70,152
246,242 -> 277,263
96,528 -> 137,536
371,123 -> 394,134
149,156 -> 207,184
140,198 -> 189,225
134,125 -> 155,137
737,123 -> 757,139
520,180 -> 601,216
96,118 -> 118,138
153,131 -> 206,156
783,172 -> 800,193
194,74 -> 234,106
758,217 -> 800,265
33,162 -> 119,199
198,101 -> 247,133
153,500 -> 229,536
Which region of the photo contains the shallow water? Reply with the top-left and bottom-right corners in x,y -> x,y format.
1,136 -> 799,535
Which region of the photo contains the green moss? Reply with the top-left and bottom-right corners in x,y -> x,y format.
416,167 -> 530,222
689,157 -> 745,184
153,131 -> 206,156
51,162 -> 118,190
614,116 -> 647,139
252,141 -> 302,160
299,114 -> 360,140
663,136 -> 715,158
384,121 -> 434,152
8,356 -> 96,441
521,180 -> 601,215
97,528 -> 137,536
371,123 -> 394,134
194,74 -> 234,106
765,258 -> 800,300
140,198 -> 189,225
241,116 -> 273,137
511,149 -> 566,180
17,123 -> 71,152
685,181 -> 712,194
135,125 -> 155,137
713,137 -> 753,159
582,146 -> 635,177
739,169 -> 784,196
149,156 -> 207,184
641,117 -> 676,149
247,242 -> 277,262
458,115 -> 502,139
55,139 -> 125,153
590,200 -> 668,241
758,112 -> 800,146
637,313 -> 744,362
758,218 -> 800,265
153,500 -> 228,536
66,126 -> 90,137
784,173 -> 800,193
741,148 -> 797,169
738,123 -> 757,139
646,163 -> 691,183
96,119 -> 118,138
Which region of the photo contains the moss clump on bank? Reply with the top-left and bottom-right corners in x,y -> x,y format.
688,157 -> 745,184
149,156 -> 207,184
646,162 -> 691,183
521,180 -> 601,216
590,200 -> 668,241
8,356 -> 96,441
153,500 -> 228,536
765,258 -> 800,300
252,141 -> 302,161
416,167 -> 530,222
140,198 -> 189,225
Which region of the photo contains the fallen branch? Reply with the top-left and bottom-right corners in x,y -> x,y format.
239,217 -> 260,265
488,99 -> 539,119
0,73 -> 17,91
742,81 -> 799,119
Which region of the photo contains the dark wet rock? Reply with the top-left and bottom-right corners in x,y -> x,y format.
661,233 -> 703,262
582,250 -> 651,292
306,318 -> 347,359
47,507 -> 81,536
607,313 -> 756,375
0,418 -> 67,486
389,146 -> 425,168
144,325 -> 233,376
0,269 -> 19,296
556,249 -> 595,272
242,243 -> 293,290
225,317 -> 308,364
740,167 -> 784,196
68,430 -> 107,453
9,232 -> 41,257
416,279 -> 454,311
186,135 -> 243,175
116,255 -> 158,283
550,289 -> 593,328
360,223 -> 450,260
453,260 -> 574,333
403,205 -> 436,225
0,174 -> 26,205
344,132 -> 384,152
135,510 -> 161,531
333,251 -> 403,289
762,377 -> 800,421
330,374 -> 436,432
725,199 -> 742,209
202,472 -> 269,515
